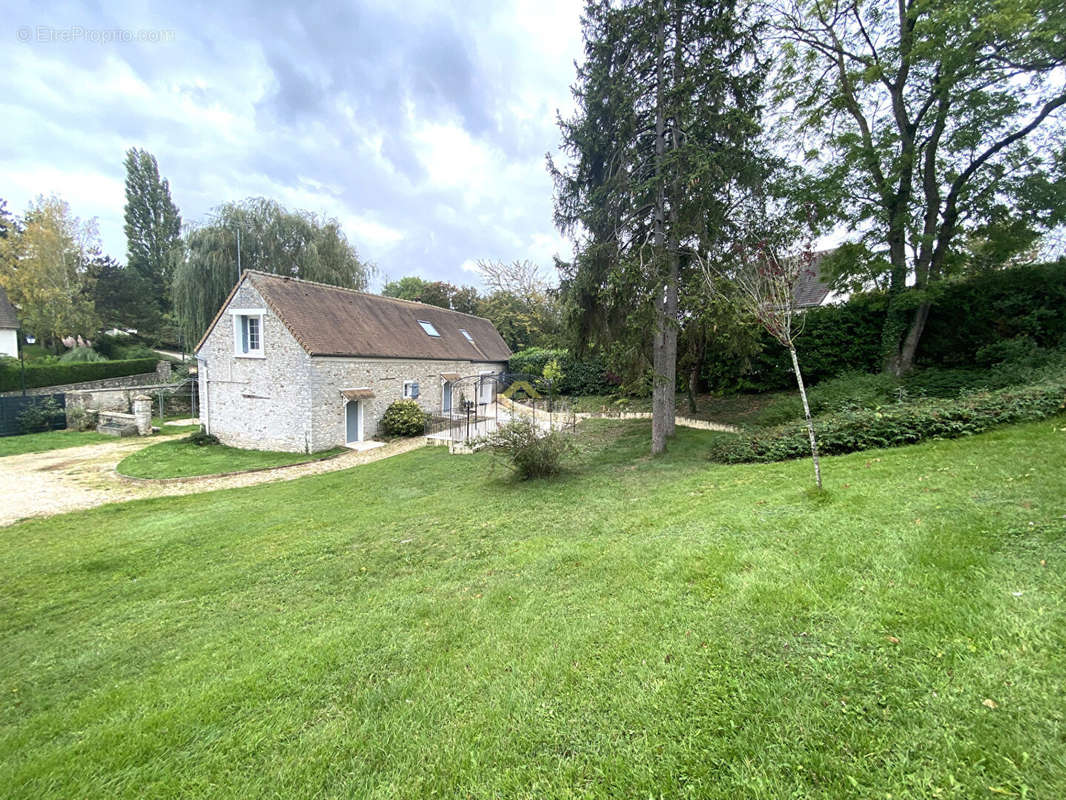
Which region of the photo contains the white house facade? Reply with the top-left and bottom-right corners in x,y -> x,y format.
0,287 -> 18,358
195,271 -> 511,453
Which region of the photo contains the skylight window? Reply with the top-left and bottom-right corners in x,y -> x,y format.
459,328 -> 474,343
417,320 -> 440,337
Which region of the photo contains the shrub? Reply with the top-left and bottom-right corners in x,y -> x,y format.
751,371 -> 900,428
182,431 -> 219,446
66,406 -> 98,431
708,379 -> 1066,464
16,397 -> 65,433
479,419 -> 576,479
59,347 -> 107,363
0,358 -> 159,392
380,399 -> 428,437
508,347 -> 614,395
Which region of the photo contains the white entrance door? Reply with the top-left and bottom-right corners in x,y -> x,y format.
479,373 -> 494,405
345,400 -> 362,443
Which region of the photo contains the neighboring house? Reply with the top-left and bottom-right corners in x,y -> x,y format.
0,287 -> 18,358
793,249 -> 849,309
195,271 -> 512,452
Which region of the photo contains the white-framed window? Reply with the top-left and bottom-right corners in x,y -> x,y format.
459,328 -> 474,343
403,380 -> 420,399
230,308 -> 266,357
417,320 -> 440,337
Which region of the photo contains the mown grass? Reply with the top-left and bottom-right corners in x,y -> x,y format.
2,419 -> 1065,798
117,439 -> 347,479
0,429 -> 113,457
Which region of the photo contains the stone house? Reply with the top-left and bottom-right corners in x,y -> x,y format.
0,286 -> 18,358
194,271 -> 511,452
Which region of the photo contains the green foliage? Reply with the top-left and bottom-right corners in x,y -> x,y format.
59,346 -> 106,363
479,418 -> 576,479
710,380 -> 1066,464
380,399 -> 428,438
124,147 -> 181,334
0,358 -> 158,392
713,261 -> 1066,392
509,347 -> 614,396
174,198 -> 371,346
65,406 -> 97,432
16,397 -> 65,433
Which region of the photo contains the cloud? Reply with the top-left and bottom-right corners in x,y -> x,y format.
0,0 -> 583,289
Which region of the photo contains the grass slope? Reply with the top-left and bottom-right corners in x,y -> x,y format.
2,419 -> 1065,798
117,440 -> 347,479
0,429 -> 112,457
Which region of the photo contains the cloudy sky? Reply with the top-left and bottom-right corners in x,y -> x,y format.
2,0 -> 585,290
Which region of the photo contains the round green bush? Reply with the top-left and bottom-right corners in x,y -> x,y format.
380,399 -> 428,437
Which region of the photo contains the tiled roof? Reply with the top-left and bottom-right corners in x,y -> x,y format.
0,286 -> 17,329
792,250 -> 835,309
200,271 -> 511,362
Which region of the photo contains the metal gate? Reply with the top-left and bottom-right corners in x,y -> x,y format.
0,393 -> 66,437
424,372 -> 576,447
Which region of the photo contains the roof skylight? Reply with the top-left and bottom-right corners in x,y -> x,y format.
418,320 -> 440,337
459,328 -> 474,343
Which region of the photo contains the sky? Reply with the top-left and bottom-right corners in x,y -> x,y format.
1,0 -> 585,291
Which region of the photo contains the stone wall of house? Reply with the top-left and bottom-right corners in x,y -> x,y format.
308,357 -> 506,451
197,281 -> 315,452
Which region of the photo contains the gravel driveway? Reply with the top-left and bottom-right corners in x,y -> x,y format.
0,435 -> 427,527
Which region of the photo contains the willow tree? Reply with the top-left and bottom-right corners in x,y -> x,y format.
174,198 -> 371,346
774,0 -> 1066,375
552,0 -> 766,454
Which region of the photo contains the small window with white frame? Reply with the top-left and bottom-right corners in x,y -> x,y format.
459,328 -> 474,343
403,380 -> 420,399
231,309 -> 265,357
417,320 -> 440,337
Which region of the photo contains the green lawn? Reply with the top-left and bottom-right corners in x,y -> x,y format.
0,429 -> 112,457
2,419 -> 1065,798
116,439 -> 347,478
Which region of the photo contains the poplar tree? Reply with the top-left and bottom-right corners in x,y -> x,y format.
123,148 -> 182,334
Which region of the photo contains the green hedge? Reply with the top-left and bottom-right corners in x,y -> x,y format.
709,260 -> 1066,393
508,347 -> 615,396
708,379 -> 1066,464
0,358 -> 159,392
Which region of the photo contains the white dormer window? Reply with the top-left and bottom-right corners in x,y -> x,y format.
231,308 -> 265,357
459,328 -> 474,343
417,320 -> 440,337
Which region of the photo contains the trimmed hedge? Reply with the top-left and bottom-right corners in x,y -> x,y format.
709,260 -> 1066,393
0,358 -> 159,392
708,379 -> 1066,464
508,347 -> 615,396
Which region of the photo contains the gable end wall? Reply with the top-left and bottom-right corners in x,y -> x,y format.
197,281 -> 314,452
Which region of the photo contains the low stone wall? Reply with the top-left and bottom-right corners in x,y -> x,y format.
0,361 -> 171,398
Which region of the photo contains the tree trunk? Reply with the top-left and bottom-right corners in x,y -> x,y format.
896,300 -> 931,375
650,4 -> 669,456
789,345 -> 822,490
687,335 -> 704,414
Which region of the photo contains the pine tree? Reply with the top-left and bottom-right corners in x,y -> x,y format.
552,0 -> 766,454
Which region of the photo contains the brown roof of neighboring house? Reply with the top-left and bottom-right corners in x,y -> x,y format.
198,271 -> 512,362
0,286 -> 17,330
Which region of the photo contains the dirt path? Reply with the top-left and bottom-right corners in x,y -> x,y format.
0,435 -> 428,528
